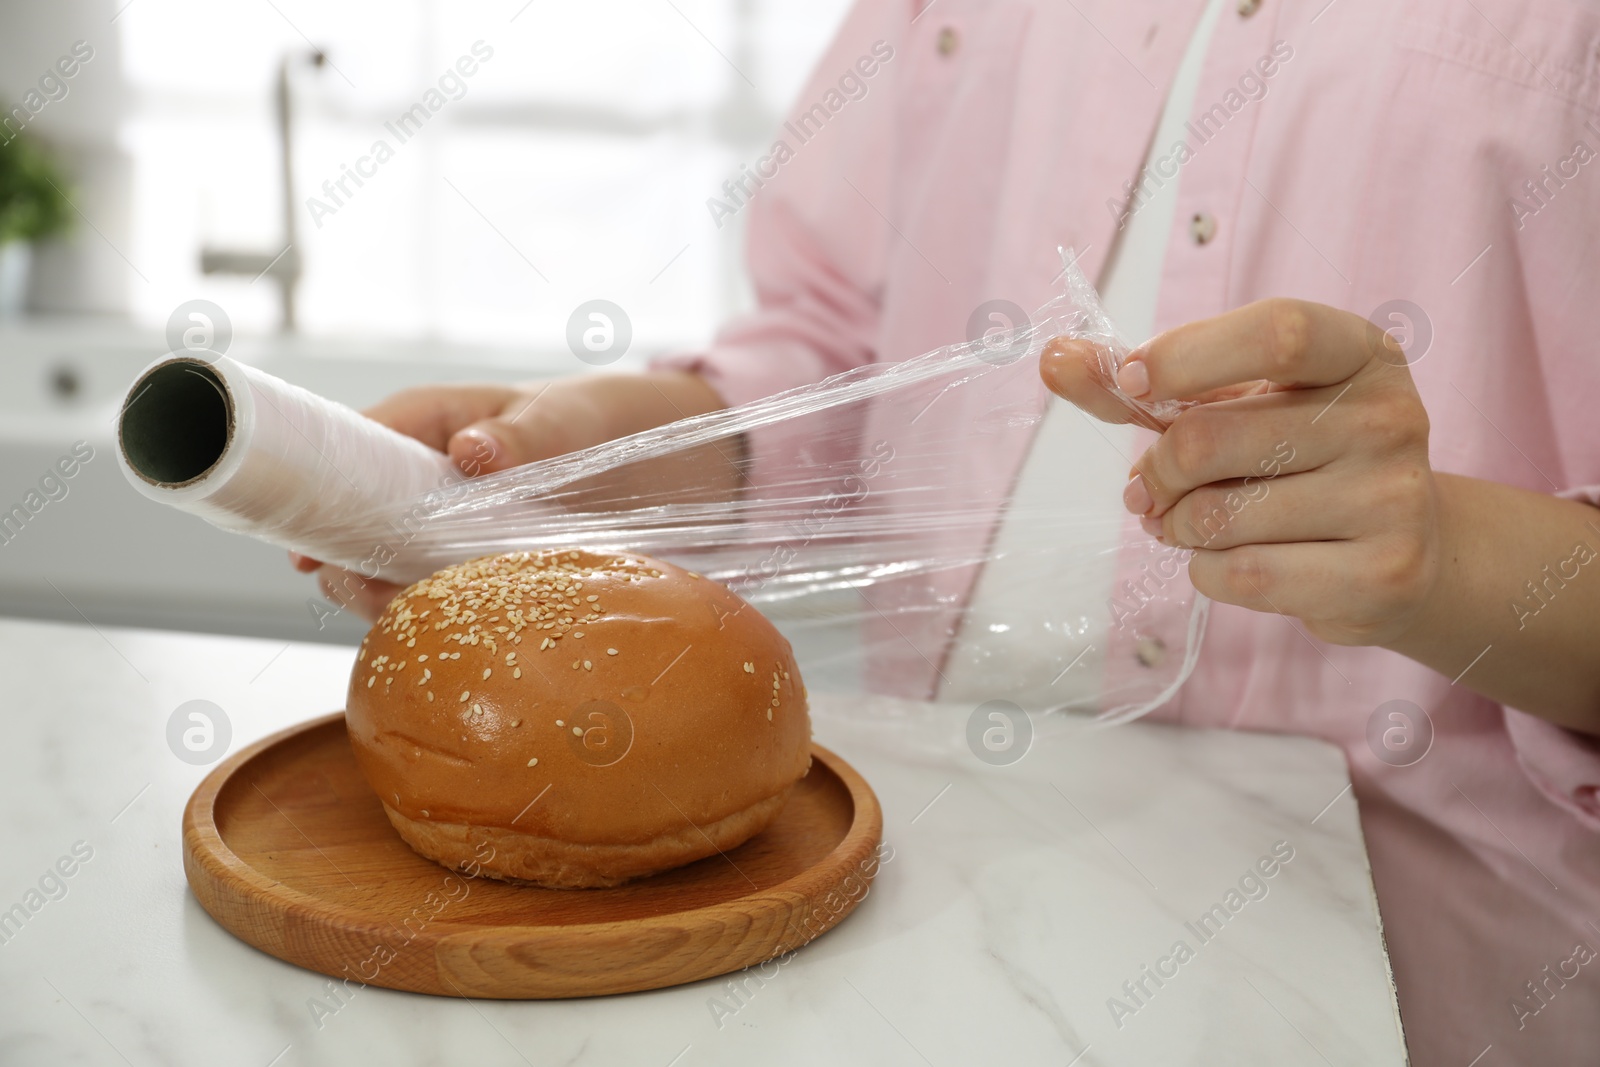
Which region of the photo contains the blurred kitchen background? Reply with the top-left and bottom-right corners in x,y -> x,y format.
0,0 -> 851,647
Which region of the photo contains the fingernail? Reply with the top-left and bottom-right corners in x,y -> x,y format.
1118,358 -> 1150,398
453,428 -> 502,473
1123,474 -> 1153,516
1139,515 -> 1164,540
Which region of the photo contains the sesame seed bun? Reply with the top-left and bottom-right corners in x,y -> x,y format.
345,549 -> 812,888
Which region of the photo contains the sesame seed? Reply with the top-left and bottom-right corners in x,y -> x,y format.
572,661 -> 581,670
426,691 -> 434,701
417,654 -> 427,662
607,648 -> 618,656
473,704 -> 482,716
573,632 -> 584,639
556,719 -> 565,726
767,709 -> 772,720
583,660 -> 592,670
527,758 -> 538,767
460,691 -> 470,702
513,667 -> 522,679
483,668 -> 492,680
743,662 -> 754,673
586,595 -> 598,602
366,677 -> 375,688
572,726 -> 582,736
511,719 -> 521,727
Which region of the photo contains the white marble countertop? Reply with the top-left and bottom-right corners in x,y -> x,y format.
0,616 -> 1408,1066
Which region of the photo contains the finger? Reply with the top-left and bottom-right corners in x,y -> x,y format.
1153,471 -> 1362,551
1039,339 -> 1159,428
1120,299 -> 1388,403
1041,337 -> 1271,429
362,385 -> 525,454
289,551 -> 322,573
1129,389 -> 1335,516
316,567 -> 402,624
447,384 -> 578,475
1187,541 -> 1350,621
1187,537 -> 1427,642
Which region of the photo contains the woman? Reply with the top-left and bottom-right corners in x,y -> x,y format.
297,0 -> 1600,1061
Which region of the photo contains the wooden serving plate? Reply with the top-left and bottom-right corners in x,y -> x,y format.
182,712 -> 883,998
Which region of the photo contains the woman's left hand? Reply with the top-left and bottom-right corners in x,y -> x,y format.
1041,299 -> 1439,648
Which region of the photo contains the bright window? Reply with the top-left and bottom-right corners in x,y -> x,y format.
116,0 -> 854,353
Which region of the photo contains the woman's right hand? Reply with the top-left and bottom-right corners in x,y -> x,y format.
292,371 -> 727,624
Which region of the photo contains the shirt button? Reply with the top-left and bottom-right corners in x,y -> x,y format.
937,27 -> 959,56
1237,0 -> 1262,16
1189,211 -> 1218,245
1135,636 -> 1167,669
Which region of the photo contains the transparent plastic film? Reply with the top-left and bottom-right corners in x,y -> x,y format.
118,251 -> 1207,726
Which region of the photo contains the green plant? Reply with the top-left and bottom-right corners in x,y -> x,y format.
0,135 -> 71,244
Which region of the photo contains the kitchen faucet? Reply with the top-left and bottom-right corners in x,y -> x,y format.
198,49 -> 324,332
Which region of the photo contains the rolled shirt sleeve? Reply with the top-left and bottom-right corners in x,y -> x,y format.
1502,485 -> 1600,830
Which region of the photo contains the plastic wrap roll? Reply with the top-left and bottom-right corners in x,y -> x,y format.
117,355 -> 462,572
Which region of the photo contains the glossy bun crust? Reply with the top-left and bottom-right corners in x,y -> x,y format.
346,550 -> 812,888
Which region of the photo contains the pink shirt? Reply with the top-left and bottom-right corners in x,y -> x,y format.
657,1 -> 1600,1061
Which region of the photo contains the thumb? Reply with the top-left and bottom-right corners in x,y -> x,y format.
1039,337 -> 1173,433
447,412 -> 573,476
448,421 -> 514,476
